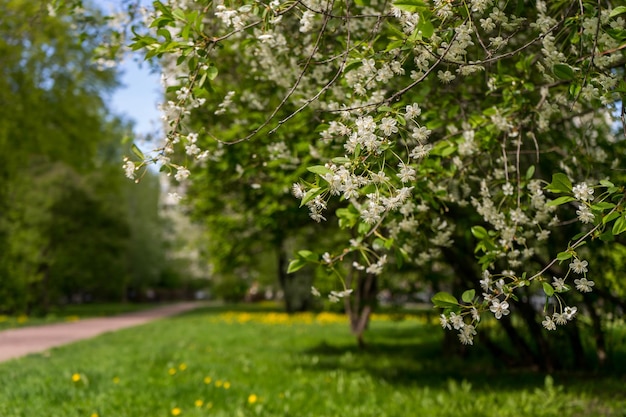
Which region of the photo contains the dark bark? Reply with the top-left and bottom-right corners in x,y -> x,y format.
277,246 -> 295,313
344,265 -> 377,348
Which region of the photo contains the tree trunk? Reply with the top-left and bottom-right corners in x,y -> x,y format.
277,247 -> 295,313
344,263 -> 377,348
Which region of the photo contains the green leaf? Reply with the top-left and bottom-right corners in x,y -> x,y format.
599,179 -> 615,188
131,143 -> 145,160
603,211 -> 620,224
172,8 -> 186,21
461,289 -> 475,303
569,83 -> 581,98
545,173 -> 572,194
197,72 -> 207,89
546,196 -> 576,207
556,251 -> 573,261
357,221 -> 372,235
336,207 -> 359,228
343,60 -> 362,73
542,282 -> 554,297
287,259 -> 307,274
431,292 -> 459,308
417,13 -> 434,38
392,0 -> 429,13
609,6 -> 626,18
606,28 -> 626,42
297,250 -> 318,262
299,187 -> 322,207
157,28 -> 172,42
526,165 -> 535,180
552,64 -> 576,81
471,225 -> 488,240
331,157 -> 351,165
430,140 -> 456,157
206,65 -> 218,80
612,214 -> 626,235
591,202 -> 615,211
307,165 -> 334,176
599,230 -> 615,242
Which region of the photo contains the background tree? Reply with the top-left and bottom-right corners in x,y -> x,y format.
0,0 -> 178,313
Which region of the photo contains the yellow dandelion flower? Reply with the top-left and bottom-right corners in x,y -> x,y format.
223,382 -> 231,389
71,373 -> 81,382
248,394 -> 258,404
194,400 -> 203,407
203,376 -> 212,384
112,377 -> 120,384
171,407 -> 182,416
168,368 -> 177,376
215,380 -> 223,387
90,413 -> 98,417
179,363 -> 187,371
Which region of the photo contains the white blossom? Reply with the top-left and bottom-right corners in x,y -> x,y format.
174,167 -> 190,182
123,159 -> 136,180
576,204 -> 595,224
552,277 -> 567,292
542,315 -> 556,330
574,277 -> 595,292
573,183 -> 594,202
489,299 -> 510,319
569,258 -> 588,274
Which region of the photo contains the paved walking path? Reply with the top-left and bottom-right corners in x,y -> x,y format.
0,302 -> 207,363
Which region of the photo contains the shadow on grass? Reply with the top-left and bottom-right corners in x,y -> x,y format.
298,321 -> 626,400
171,303 -> 626,402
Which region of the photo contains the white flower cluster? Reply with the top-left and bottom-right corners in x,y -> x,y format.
440,312 -> 478,345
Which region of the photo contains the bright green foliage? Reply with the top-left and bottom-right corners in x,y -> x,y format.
0,0 -> 173,313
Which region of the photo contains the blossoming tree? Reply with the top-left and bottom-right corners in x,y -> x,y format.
124,0 -> 626,366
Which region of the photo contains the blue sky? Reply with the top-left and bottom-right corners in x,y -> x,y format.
109,59 -> 162,136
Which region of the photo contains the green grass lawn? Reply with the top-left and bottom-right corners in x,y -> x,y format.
0,306 -> 624,417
